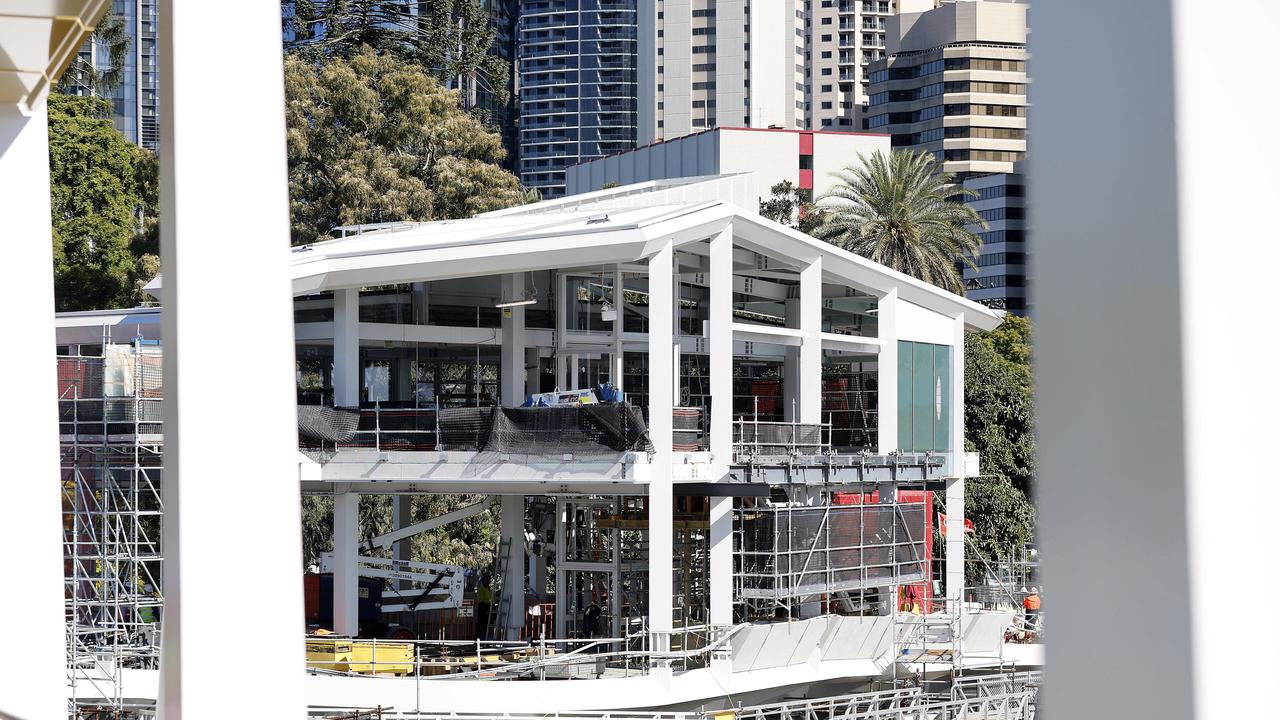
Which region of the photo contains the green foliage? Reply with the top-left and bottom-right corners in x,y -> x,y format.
963,315 -> 1037,576
299,494 -> 499,571
813,149 -> 984,294
759,180 -> 824,235
285,49 -> 524,244
284,0 -> 510,109
48,94 -> 159,311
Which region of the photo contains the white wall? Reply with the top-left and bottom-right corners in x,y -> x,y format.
747,2 -> 796,128
811,132 -> 891,199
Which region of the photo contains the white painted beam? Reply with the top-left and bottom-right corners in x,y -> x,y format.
876,289 -> 898,455
157,0 -> 305,714
731,323 -> 807,346
708,227 -> 734,640
0,102 -> 66,720
333,288 -> 360,407
945,315 -> 966,612
1033,1 -> 1280,717
647,242 -> 676,655
333,492 -> 360,636
820,333 -> 883,354
369,498 -> 494,551
499,494 -> 526,640
799,257 -> 823,424
500,272 -> 526,407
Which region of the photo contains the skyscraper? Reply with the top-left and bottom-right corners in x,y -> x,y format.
71,0 -> 159,152
806,0 -> 934,132
518,0 -> 639,198
637,0 -> 809,144
863,0 -> 1028,178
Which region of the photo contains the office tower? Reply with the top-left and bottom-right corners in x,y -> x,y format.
864,0 -> 1028,178
806,0 -> 935,131
518,0 -> 639,199
637,0 -> 806,144
70,0 -> 160,151
962,170 -> 1027,313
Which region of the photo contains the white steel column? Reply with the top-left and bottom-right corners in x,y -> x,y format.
647,242 -> 676,656
157,0 -> 305,714
708,227 -> 734,631
0,103 -> 66,720
799,257 -> 823,424
613,263 -> 625,389
499,494 -> 526,640
1034,2 -> 1280,718
500,273 -> 526,407
333,288 -> 360,406
945,315 -> 966,611
876,289 -> 898,454
333,491 -> 360,636
555,271 -> 568,389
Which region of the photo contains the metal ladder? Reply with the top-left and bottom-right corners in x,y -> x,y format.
485,538 -> 512,640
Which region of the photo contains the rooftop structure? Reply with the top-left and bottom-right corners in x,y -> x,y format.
563,126 -> 890,208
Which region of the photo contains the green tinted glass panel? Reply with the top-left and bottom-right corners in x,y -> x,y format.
934,344 -> 952,451
898,340 -> 913,451
912,343 -> 934,452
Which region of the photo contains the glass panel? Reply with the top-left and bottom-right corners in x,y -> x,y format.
897,340 -> 913,451
912,343 -> 934,452
934,344 -> 952,452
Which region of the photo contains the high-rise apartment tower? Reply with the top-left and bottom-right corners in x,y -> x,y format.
517,0 -> 639,198
70,0 -> 160,151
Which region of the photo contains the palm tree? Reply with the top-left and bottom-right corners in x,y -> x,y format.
813,149 -> 985,294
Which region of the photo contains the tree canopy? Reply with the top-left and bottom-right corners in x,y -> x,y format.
48,93 -> 159,311
963,315 -> 1037,575
283,0 -> 510,110
759,180 -> 824,235
284,48 -> 525,244
813,149 -> 984,294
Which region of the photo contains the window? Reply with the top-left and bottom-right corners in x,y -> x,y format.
821,67 -> 832,75
822,118 -> 833,126
822,34 -> 832,41
867,113 -> 889,128
821,50 -> 832,59
822,17 -> 832,24
800,155 -> 813,170
897,341 -> 952,453
869,91 -> 888,106
821,84 -> 833,92
918,59 -> 944,76
821,101 -> 833,109
978,207 -> 1026,221
868,68 -> 888,84
692,26 -> 715,35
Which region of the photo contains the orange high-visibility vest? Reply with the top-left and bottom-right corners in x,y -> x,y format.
1023,594 -> 1041,611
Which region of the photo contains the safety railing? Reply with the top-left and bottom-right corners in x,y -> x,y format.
303,624 -> 741,685
299,403 -> 707,454
307,685 -> 1038,720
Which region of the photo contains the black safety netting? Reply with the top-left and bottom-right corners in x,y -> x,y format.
437,404 -> 653,457
733,422 -> 825,454
738,503 -> 927,599
297,405 -> 361,443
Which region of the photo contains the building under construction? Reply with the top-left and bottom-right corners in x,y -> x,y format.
56,177 -> 1041,717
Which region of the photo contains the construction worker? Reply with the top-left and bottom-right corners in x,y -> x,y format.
1022,586 -> 1041,627
475,574 -> 493,639
582,596 -> 602,640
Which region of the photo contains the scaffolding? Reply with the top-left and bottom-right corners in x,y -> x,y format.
58,345 -> 164,717
735,496 -> 928,616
